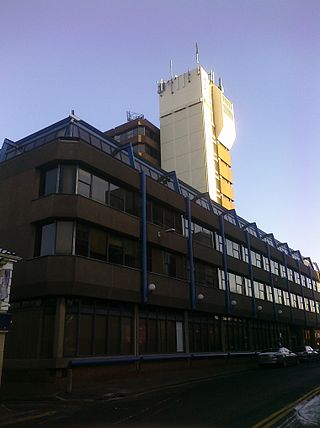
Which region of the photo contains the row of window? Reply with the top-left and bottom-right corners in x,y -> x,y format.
37,221 -> 140,269
218,269 -> 319,314
191,221 -> 320,291
41,165 -> 139,216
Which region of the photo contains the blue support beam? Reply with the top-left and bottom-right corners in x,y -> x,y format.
264,242 -> 278,321
186,197 -> 196,310
219,214 -> 231,315
281,252 -> 293,324
158,171 -> 181,194
112,143 -> 136,168
244,230 -> 257,318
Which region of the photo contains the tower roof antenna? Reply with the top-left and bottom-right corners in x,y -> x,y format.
196,42 -> 200,74
170,59 -> 173,80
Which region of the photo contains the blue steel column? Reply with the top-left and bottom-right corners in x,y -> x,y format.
140,171 -> 148,304
296,260 -> 307,327
186,197 -> 196,310
282,253 -> 293,323
307,265 -> 318,327
219,215 -> 231,315
265,243 -> 277,321
245,231 -> 257,318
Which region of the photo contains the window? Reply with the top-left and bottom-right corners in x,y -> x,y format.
193,223 -> 214,248
283,291 -> 290,306
90,228 -> 107,261
242,246 -> 249,263
254,281 -> 265,300
287,268 -> 293,282
244,278 -> 252,296
218,269 -> 226,290
297,295 -> 304,310
109,184 -> 125,211
195,262 -> 214,287
294,272 -> 301,285
59,165 -> 76,193
280,264 -> 286,278
270,261 -> 279,276
301,275 -> 306,287
265,285 -> 273,302
92,176 -> 109,204
309,300 -> 316,313
251,251 -> 262,268
226,240 -> 240,259
304,298 -> 310,312
290,293 -> 297,308
275,288 -> 283,305
78,168 -> 91,197
38,221 -> 73,256
263,256 -> 270,272
56,222 -> 74,254
149,200 -> 183,235
215,233 -> 223,252
42,167 -> 58,195
39,223 -> 56,256
163,251 -> 186,279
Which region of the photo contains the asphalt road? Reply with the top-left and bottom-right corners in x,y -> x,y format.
6,361 -> 320,428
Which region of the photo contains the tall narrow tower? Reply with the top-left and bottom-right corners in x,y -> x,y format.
158,64 -> 236,209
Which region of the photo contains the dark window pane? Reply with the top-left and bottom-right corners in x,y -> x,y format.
40,223 -> 56,256
108,315 -> 120,355
174,213 -> 183,234
75,223 -> 89,256
167,320 -> 176,352
125,191 -> 138,216
56,221 -> 73,254
59,165 -> 76,193
164,252 -> 176,277
78,169 -> 91,184
78,181 -> 91,198
108,235 -> 123,265
92,176 -> 109,204
64,314 -> 78,357
94,315 -> 107,355
121,317 -> 132,354
43,168 -> 58,195
79,314 -> 93,356
110,184 -> 125,211
40,313 -> 54,358
124,239 -> 138,268
90,228 -> 107,261
153,202 -> 164,226
147,319 -> 157,354
164,208 -> 175,229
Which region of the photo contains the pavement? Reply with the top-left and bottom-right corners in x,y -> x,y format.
1,364 -> 320,427
0,364 -> 253,427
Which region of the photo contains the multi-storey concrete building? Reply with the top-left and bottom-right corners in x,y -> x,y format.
0,115 -> 319,382
105,116 -> 161,167
159,65 -> 236,209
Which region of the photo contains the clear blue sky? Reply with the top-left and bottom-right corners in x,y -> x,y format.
1,0 -> 319,263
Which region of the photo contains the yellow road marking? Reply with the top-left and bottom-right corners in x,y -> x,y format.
252,386 -> 320,428
0,410 -> 56,427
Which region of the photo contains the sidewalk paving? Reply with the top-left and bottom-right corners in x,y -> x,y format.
0,364 -> 250,426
